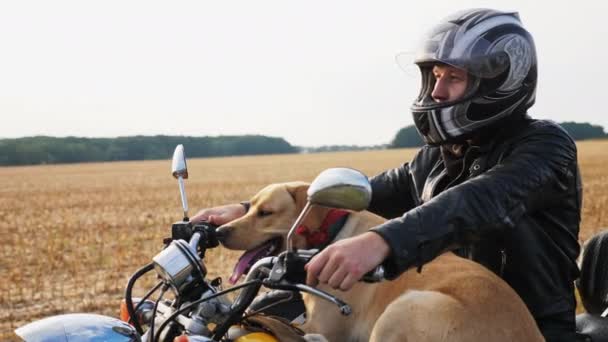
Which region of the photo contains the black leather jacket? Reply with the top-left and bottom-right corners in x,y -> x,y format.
369,117 -> 582,323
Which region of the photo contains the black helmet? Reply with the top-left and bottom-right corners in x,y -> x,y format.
410,8 -> 537,145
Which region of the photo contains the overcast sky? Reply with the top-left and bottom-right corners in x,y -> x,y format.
0,0 -> 605,147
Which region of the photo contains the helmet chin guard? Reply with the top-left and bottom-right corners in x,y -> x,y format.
405,8 -> 537,145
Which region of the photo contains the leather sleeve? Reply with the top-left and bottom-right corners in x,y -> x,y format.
368,162 -> 416,219
371,122 -> 578,279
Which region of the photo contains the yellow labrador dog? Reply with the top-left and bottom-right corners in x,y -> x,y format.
219,182 -> 544,342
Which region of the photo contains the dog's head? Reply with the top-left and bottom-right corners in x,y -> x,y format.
219,181 -> 315,251
218,181 -> 335,283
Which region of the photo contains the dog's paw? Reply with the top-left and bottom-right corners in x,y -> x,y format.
303,334 -> 329,342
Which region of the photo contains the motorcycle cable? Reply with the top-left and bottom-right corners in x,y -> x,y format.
147,284 -> 169,342
212,280 -> 265,340
153,279 -> 262,342
242,292 -> 295,319
129,281 -> 164,325
125,262 -> 155,335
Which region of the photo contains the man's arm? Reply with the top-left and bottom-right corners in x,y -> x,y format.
190,203 -> 248,225
368,163 -> 416,219
371,122 -> 578,278
368,145 -> 436,219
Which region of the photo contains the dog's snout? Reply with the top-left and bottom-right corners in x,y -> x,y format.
215,225 -> 231,243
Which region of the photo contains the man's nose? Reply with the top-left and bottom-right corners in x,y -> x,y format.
431,78 -> 448,103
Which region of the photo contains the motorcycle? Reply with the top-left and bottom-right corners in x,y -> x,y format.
14,144 -> 608,342
15,145 -> 378,342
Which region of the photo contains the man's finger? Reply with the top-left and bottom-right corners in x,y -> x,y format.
211,213 -> 233,226
327,266 -> 348,289
306,252 -> 327,286
339,273 -> 359,291
190,214 -> 209,223
317,256 -> 340,284
208,215 -> 219,225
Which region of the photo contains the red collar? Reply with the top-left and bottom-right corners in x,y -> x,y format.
295,209 -> 349,248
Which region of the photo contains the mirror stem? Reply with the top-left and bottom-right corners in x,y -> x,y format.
178,176 -> 189,221
287,202 -> 312,253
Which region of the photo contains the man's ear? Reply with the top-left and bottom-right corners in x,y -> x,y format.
284,181 -> 310,212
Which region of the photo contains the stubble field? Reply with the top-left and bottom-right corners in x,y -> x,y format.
1,141 -> 607,340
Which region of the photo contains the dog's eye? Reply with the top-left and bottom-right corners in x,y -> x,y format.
258,210 -> 273,217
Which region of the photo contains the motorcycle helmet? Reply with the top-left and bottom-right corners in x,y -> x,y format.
410,8 -> 537,145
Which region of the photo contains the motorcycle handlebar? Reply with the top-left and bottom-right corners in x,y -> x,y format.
247,250 -> 384,317
362,266 -> 385,283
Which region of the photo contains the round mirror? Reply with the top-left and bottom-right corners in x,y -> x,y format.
307,168 -> 371,212
172,144 -> 188,179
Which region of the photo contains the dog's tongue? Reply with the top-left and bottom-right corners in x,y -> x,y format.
229,242 -> 272,284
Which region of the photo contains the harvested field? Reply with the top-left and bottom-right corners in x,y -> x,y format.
1,141 -> 607,340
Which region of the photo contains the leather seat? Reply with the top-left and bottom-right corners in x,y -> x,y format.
576,230 -> 608,341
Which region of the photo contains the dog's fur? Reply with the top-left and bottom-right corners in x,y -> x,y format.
219,182 -> 544,342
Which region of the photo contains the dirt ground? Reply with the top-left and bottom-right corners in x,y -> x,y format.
1,141 -> 606,340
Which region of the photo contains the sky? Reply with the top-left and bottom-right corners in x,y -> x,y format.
0,0 -> 606,147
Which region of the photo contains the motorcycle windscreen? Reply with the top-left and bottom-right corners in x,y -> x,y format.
15,313 -> 138,342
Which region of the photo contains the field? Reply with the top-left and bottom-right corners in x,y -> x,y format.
1,141 -> 607,340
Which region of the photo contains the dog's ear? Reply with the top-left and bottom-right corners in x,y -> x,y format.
284,181 -> 310,212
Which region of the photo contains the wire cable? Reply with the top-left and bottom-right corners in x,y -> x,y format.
154,280 -> 261,342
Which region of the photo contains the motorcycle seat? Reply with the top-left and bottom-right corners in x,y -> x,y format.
576,229 -> 608,341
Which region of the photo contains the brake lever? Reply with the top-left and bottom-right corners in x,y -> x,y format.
266,249 -> 318,284
292,283 -> 352,316
262,279 -> 352,316
263,249 -> 352,316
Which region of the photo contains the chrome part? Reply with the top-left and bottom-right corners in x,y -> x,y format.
171,144 -> 189,219
153,238 -> 204,293
140,300 -> 192,341
15,313 -> 138,342
292,283 -> 352,316
307,167 -> 371,211
191,289 -> 232,326
184,336 -> 214,342
186,316 -> 210,336
362,265 -> 385,283
245,256 -> 277,282
134,299 -> 157,326
291,312 -> 307,325
288,168 -> 372,252
227,326 -> 251,341
189,231 -> 201,251
178,177 -> 189,219
286,202 -> 312,252
171,144 -> 188,179
156,300 -> 191,329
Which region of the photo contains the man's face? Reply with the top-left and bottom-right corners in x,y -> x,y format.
431,64 -> 469,102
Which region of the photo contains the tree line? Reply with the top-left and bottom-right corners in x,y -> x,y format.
1,122 -> 605,166
0,135 -> 297,166
390,122 -> 608,148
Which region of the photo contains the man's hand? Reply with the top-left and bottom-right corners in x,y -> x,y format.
189,203 -> 247,226
305,232 -> 390,291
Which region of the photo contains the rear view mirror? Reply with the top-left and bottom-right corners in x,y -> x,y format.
172,144 -> 188,179
307,168 -> 371,212
287,168 -> 372,252
171,145 -> 189,221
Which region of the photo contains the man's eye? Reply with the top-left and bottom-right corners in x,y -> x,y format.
258,210 -> 273,217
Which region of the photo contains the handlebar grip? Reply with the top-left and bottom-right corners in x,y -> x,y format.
193,221 -> 220,248
362,266 -> 385,283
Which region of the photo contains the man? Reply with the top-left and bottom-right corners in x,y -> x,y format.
192,9 -> 582,341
